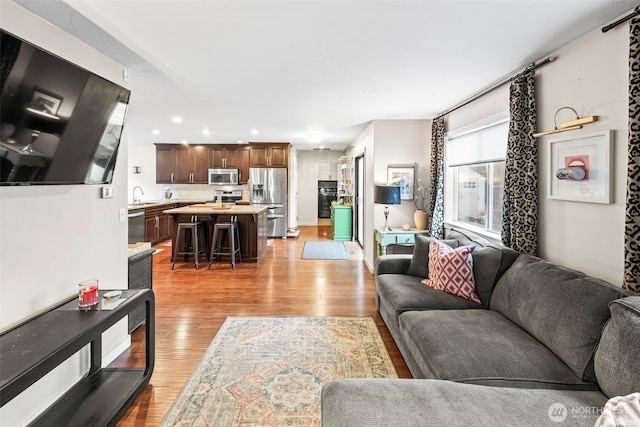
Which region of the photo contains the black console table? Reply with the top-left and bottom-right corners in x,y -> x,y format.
0,289 -> 155,426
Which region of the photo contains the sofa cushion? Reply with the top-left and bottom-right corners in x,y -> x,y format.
375,254 -> 412,276
422,240 -> 480,303
472,244 -> 519,306
377,274 -> 483,319
443,227 -> 495,247
490,255 -> 630,383
594,297 -> 640,398
398,309 -> 599,389
406,235 -> 458,279
322,379 -> 608,427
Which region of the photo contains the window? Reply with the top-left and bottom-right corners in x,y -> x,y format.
445,113 -> 508,236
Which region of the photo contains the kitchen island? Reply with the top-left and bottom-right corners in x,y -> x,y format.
163,204 -> 268,263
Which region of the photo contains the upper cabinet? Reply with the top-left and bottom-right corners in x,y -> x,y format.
180,145 -> 210,183
156,145 -> 175,183
239,147 -> 250,184
155,144 -> 251,184
249,143 -> 289,168
210,145 -> 250,184
155,144 -> 209,184
210,146 -> 239,168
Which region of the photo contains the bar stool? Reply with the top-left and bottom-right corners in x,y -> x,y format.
172,216 -> 207,270
209,215 -> 242,270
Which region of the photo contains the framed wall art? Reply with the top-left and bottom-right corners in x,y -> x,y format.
547,130 -> 613,204
387,164 -> 415,200
30,87 -> 62,116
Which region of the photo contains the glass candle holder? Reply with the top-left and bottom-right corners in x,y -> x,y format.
78,279 -> 99,309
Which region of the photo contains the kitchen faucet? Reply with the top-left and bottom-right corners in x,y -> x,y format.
132,186 -> 144,204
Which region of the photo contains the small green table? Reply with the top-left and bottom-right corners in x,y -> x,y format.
375,228 -> 430,256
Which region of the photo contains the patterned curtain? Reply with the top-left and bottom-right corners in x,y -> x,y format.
501,72 -> 538,255
1,33 -> 22,92
624,18 -> 640,293
429,116 -> 445,239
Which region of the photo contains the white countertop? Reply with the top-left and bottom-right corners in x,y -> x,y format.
163,204 -> 266,215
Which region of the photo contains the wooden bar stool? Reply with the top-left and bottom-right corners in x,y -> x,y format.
209,215 -> 242,270
172,216 -> 207,270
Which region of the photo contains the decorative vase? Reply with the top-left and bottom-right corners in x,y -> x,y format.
414,210 -> 428,230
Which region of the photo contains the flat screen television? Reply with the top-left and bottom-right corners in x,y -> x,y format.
0,29 -> 131,185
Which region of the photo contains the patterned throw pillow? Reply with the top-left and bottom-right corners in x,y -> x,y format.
421,239 -> 481,303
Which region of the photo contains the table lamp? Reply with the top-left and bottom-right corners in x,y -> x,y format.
374,184 -> 401,231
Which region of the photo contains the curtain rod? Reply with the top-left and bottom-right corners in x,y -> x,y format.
602,5 -> 640,33
435,57 -> 553,119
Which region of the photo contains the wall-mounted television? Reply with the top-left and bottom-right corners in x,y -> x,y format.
0,29 -> 131,185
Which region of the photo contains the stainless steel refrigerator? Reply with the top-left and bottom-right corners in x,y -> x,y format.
249,167 -> 287,238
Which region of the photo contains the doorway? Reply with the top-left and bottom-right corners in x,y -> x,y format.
354,153 -> 365,248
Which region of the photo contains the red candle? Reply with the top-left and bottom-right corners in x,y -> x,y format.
78,280 -> 99,309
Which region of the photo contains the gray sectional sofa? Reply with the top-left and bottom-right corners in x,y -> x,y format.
322,228 -> 639,426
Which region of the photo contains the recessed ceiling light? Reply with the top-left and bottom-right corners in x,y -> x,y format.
237,140 -> 244,144
180,139 -> 188,144
202,128 -> 210,135
251,129 -> 259,135
152,129 -> 160,135
307,133 -> 323,143
172,116 -> 183,123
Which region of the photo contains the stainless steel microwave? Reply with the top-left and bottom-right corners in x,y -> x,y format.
208,168 -> 239,185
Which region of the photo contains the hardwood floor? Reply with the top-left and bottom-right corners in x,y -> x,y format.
112,225 -> 410,426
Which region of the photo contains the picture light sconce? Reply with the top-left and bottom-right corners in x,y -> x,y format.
533,106 -> 597,138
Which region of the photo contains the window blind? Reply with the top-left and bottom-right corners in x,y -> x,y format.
446,118 -> 509,167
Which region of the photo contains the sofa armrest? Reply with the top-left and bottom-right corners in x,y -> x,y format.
375,255 -> 412,276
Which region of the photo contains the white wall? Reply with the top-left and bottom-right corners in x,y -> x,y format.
128,144 -> 166,202
296,150 -> 342,226
351,120 -> 431,271
0,3 -> 130,425
536,23 -> 628,285
351,123 -> 375,270
444,21 -> 628,286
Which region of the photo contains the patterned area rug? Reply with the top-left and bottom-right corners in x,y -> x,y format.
160,316 -> 397,426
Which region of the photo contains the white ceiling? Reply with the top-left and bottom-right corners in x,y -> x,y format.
12,0 -> 638,150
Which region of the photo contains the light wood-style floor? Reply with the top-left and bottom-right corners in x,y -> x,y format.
112,225 -> 410,426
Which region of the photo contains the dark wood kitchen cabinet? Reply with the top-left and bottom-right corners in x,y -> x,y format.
210,146 -> 239,168
239,147 -> 250,183
167,207 -> 268,263
174,145 -> 209,183
210,145 -> 250,184
155,144 -> 209,184
145,204 -> 175,244
249,143 -> 289,168
155,145 -> 174,183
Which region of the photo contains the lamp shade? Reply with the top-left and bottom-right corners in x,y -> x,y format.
374,185 -> 401,205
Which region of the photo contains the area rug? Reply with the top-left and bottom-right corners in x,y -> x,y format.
301,241 -> 349,260
160,316 -> 397,426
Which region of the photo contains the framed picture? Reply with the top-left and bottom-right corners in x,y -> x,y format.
30,88 -> 62,116
547,130 -> 613,204
387,164 -> 415,200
